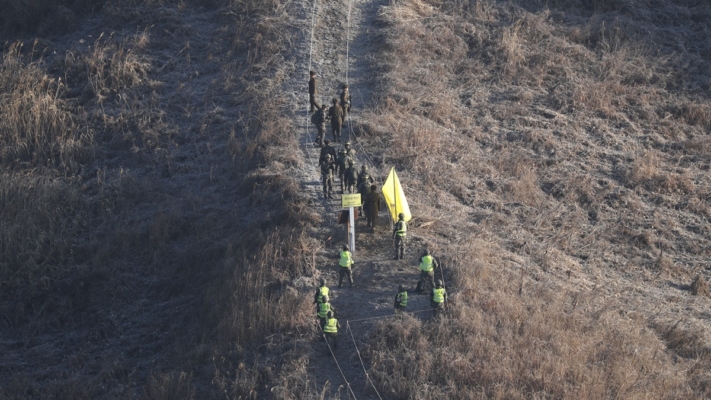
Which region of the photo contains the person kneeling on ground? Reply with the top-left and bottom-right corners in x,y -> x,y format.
394,284 -> 408,312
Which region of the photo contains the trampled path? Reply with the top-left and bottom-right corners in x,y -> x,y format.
282,0 -> 436,397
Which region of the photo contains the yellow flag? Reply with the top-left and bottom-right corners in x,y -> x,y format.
382,167 -> 411,222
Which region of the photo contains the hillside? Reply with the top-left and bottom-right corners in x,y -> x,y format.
1,0 -> 711,399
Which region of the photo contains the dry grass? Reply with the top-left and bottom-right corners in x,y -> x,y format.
0,0 -> 322,398
355,0 -> 711,397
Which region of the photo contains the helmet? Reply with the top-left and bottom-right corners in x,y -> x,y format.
436,280 -> 443,288
339,149 -> 346,154
361,165 -> 367,171
398,213 -> 404,220
327,311 -> 334,318
319,277 -> 326,286
322,295 -> 329,303
424,249 -> 431,255
325,154 -> 332,159
342,244 -> 349,251
398,284 -> 404,292
345,142 -> 351,146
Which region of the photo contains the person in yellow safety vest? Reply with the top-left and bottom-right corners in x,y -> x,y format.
322,311 -> 340,350
392,213 -> 407,260
394,284 -> 408,312
338,244 -> 354,288
431,279 -> 447,318
416,249 -> 439,294
316,295 -> 335,327
313,277 -> 329,304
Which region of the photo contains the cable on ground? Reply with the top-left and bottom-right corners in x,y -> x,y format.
346,321 -> 384,400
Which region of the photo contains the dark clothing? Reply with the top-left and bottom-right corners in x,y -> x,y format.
340,89 -> 352,118
416,270 -> 435,294
338,267 -> 353,287
346,167 -> 358,194
329,105 -> 344,142
325,332 -> 338,350
309,77 -> 318,112
312,107 -> 327,145
309,77 -> 317,95
364,190 -> 381,227
320,160 -> 335,198
393,220 -> 407,259
336,153 -> 352,193
319,145 -> 337,164
395,236 -> 405,259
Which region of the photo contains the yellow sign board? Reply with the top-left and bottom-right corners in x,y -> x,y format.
341,193 -> 361,208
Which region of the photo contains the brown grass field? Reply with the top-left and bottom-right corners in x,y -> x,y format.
1,0 -> 711,398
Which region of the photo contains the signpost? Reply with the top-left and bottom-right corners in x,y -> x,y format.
341,193 -> 361,254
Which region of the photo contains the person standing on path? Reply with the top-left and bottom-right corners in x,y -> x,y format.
309,71 -> 320,113
312,104 -> 327,147
364,185 -> 381,229
316,295 -> 335,327
394,284 -> 408,312
340,84 -> 352,120
338,244 -> 354,288
328,98 -> 344,143
320,154 -> 335,199
336,149 -> 349,193
343,141 -> 356,159
416,249 -> 438,294
323,311 -> 340,350
392,213 -> 407,260
314,277 -> 329,304
431,280 -> 447,317
346,164 -> 358,194
319,139 -> 337,164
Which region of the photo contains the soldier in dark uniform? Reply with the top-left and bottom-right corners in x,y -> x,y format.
357,165 -> 374,196
340,84 -> 352,120
364,184 -> 381,229
346,162 -> 358,194
343,141 -> 356,159
312,104 -> 327,146
320,154 -> 336,199
392,213 -> 407,260
309,71 -> 319,113
328,98 -> 344,143
336,149 -> 349,193
319,139 -> 337,164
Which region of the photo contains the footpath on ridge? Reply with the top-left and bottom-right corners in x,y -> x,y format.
281,0 -> 443,397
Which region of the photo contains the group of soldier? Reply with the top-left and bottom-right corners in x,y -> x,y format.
309,70 -> 351,146
308,71 -> 447,351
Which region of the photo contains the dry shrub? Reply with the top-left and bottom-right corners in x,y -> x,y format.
0,42 -> 93,171
366,265 -> 692,399
0,174 -> 86,281
143,371 -> 194,400
84,33 -> 151,99
691,275 -> 709,297
627,150 -> 695,194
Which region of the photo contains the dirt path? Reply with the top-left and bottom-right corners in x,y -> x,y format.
281,0 -> 438,397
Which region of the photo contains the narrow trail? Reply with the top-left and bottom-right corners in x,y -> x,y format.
282,0 -> 439,397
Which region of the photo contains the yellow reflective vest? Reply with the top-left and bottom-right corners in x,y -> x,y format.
397,291 -> 408,307
432,288 -> 446,303
317,286 -> 329,303
323,317 -> 338,333
318,302 -> 332,318
396,220 -> 407,237
420,255 -> 434,271
339,251 -> 353,267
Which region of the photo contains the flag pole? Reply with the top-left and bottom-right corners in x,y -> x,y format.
393,167 -> 397,223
